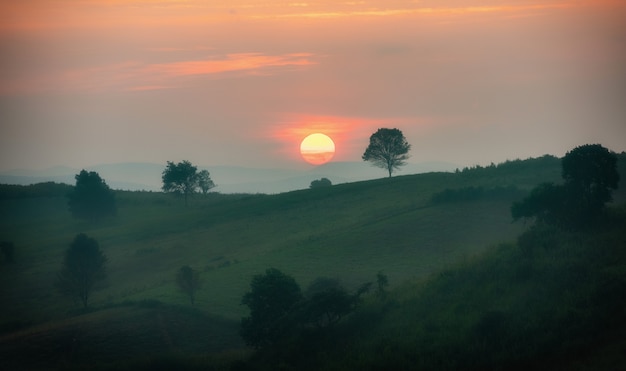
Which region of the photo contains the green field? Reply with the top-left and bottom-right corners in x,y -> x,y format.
1,155 -> 624,370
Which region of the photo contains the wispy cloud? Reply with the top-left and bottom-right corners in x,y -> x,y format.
0,1 -> 602,31
1,53 -> 317,95
251,3 -> 580,19
142,53 -> 315,78
145,46 -> 215,53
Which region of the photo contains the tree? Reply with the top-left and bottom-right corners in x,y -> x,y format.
240,268 -> 303,348
67,170 -> 116,222
177,265 -> 201,306
197,170 -> 216,194
362,128 -> 411,177
511,182 -> 567,226
162,160 -> 199,206
512,144 -> 619,229
300,277 -> 355,328
57,234 -> 107,308
310,177 -> 332,189
561,144 -> 619,218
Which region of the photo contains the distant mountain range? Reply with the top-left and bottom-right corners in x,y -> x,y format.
0,161 -> 458,194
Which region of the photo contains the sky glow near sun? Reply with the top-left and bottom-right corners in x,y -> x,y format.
0,0 -> 625,171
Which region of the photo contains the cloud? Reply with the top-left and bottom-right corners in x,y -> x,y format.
0,1 -> 598,32
142,53 -> 316,78
247,2 -> 582,20
0,53 -> 317,95
1,0 -> 624,171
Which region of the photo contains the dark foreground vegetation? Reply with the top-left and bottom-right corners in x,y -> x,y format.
0,149 -> 625,370
241,213 -> 626,370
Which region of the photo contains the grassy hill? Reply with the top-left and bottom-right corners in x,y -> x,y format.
246,211 -> 626,370
0,154 -> 624,369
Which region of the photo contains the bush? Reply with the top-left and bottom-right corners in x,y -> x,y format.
310,178 -> 332,189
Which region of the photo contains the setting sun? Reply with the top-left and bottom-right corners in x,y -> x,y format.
300,133 -> 335,165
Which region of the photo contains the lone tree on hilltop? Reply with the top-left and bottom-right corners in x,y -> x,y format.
197,169 -> 216,194
240,268 -> 303,348
512,144 -> 619,229
177,265 -> 201,306
162,160 -> 200,205
57,233 -> 107,309
67,170 -> 116,222
362,128 -> 411,177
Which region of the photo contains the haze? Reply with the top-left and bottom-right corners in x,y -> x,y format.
1,0 -> 625,173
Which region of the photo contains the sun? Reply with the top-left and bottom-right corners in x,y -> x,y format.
300,133 -> 335,165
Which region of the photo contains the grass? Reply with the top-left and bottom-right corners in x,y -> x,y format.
0,154 -> 624,369
244,211 -> 626,370
0,301 -> 245,370
0,169 -> 534,323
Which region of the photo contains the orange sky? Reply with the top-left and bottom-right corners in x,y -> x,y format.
1,0 -> 625,171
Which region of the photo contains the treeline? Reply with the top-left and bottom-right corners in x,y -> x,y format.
0,182 -> 72,200
456,154 -> 560,176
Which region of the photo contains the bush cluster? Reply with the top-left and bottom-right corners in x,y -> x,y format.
239,269 -> 373,349
512,144 -> 619,229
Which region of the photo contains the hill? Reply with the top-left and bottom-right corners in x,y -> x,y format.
245,211 -> 626,370
0,153 -> 624,369
0,302 -> 245,370
0,160 -> 459,194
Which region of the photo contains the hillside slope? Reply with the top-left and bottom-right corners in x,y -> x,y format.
0,154 -> 624,369
0,157 -> 564,323
244,208 -> 626,370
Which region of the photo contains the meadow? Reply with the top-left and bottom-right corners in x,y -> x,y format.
1,154 -> 624,370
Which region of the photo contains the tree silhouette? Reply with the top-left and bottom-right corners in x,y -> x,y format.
561,144 -> 620,219
176,265 -> 201,306
310,177 -> 332,189
512,144 -> 619,228
67,170 -> 116,222
511,182 -> 567,226
197,170 -> 216,194
57,234 -> 107,308
162,160 -> 199,206
300,277 -> 355,328
362,128 -> 411,177
240,268 -> 302,348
